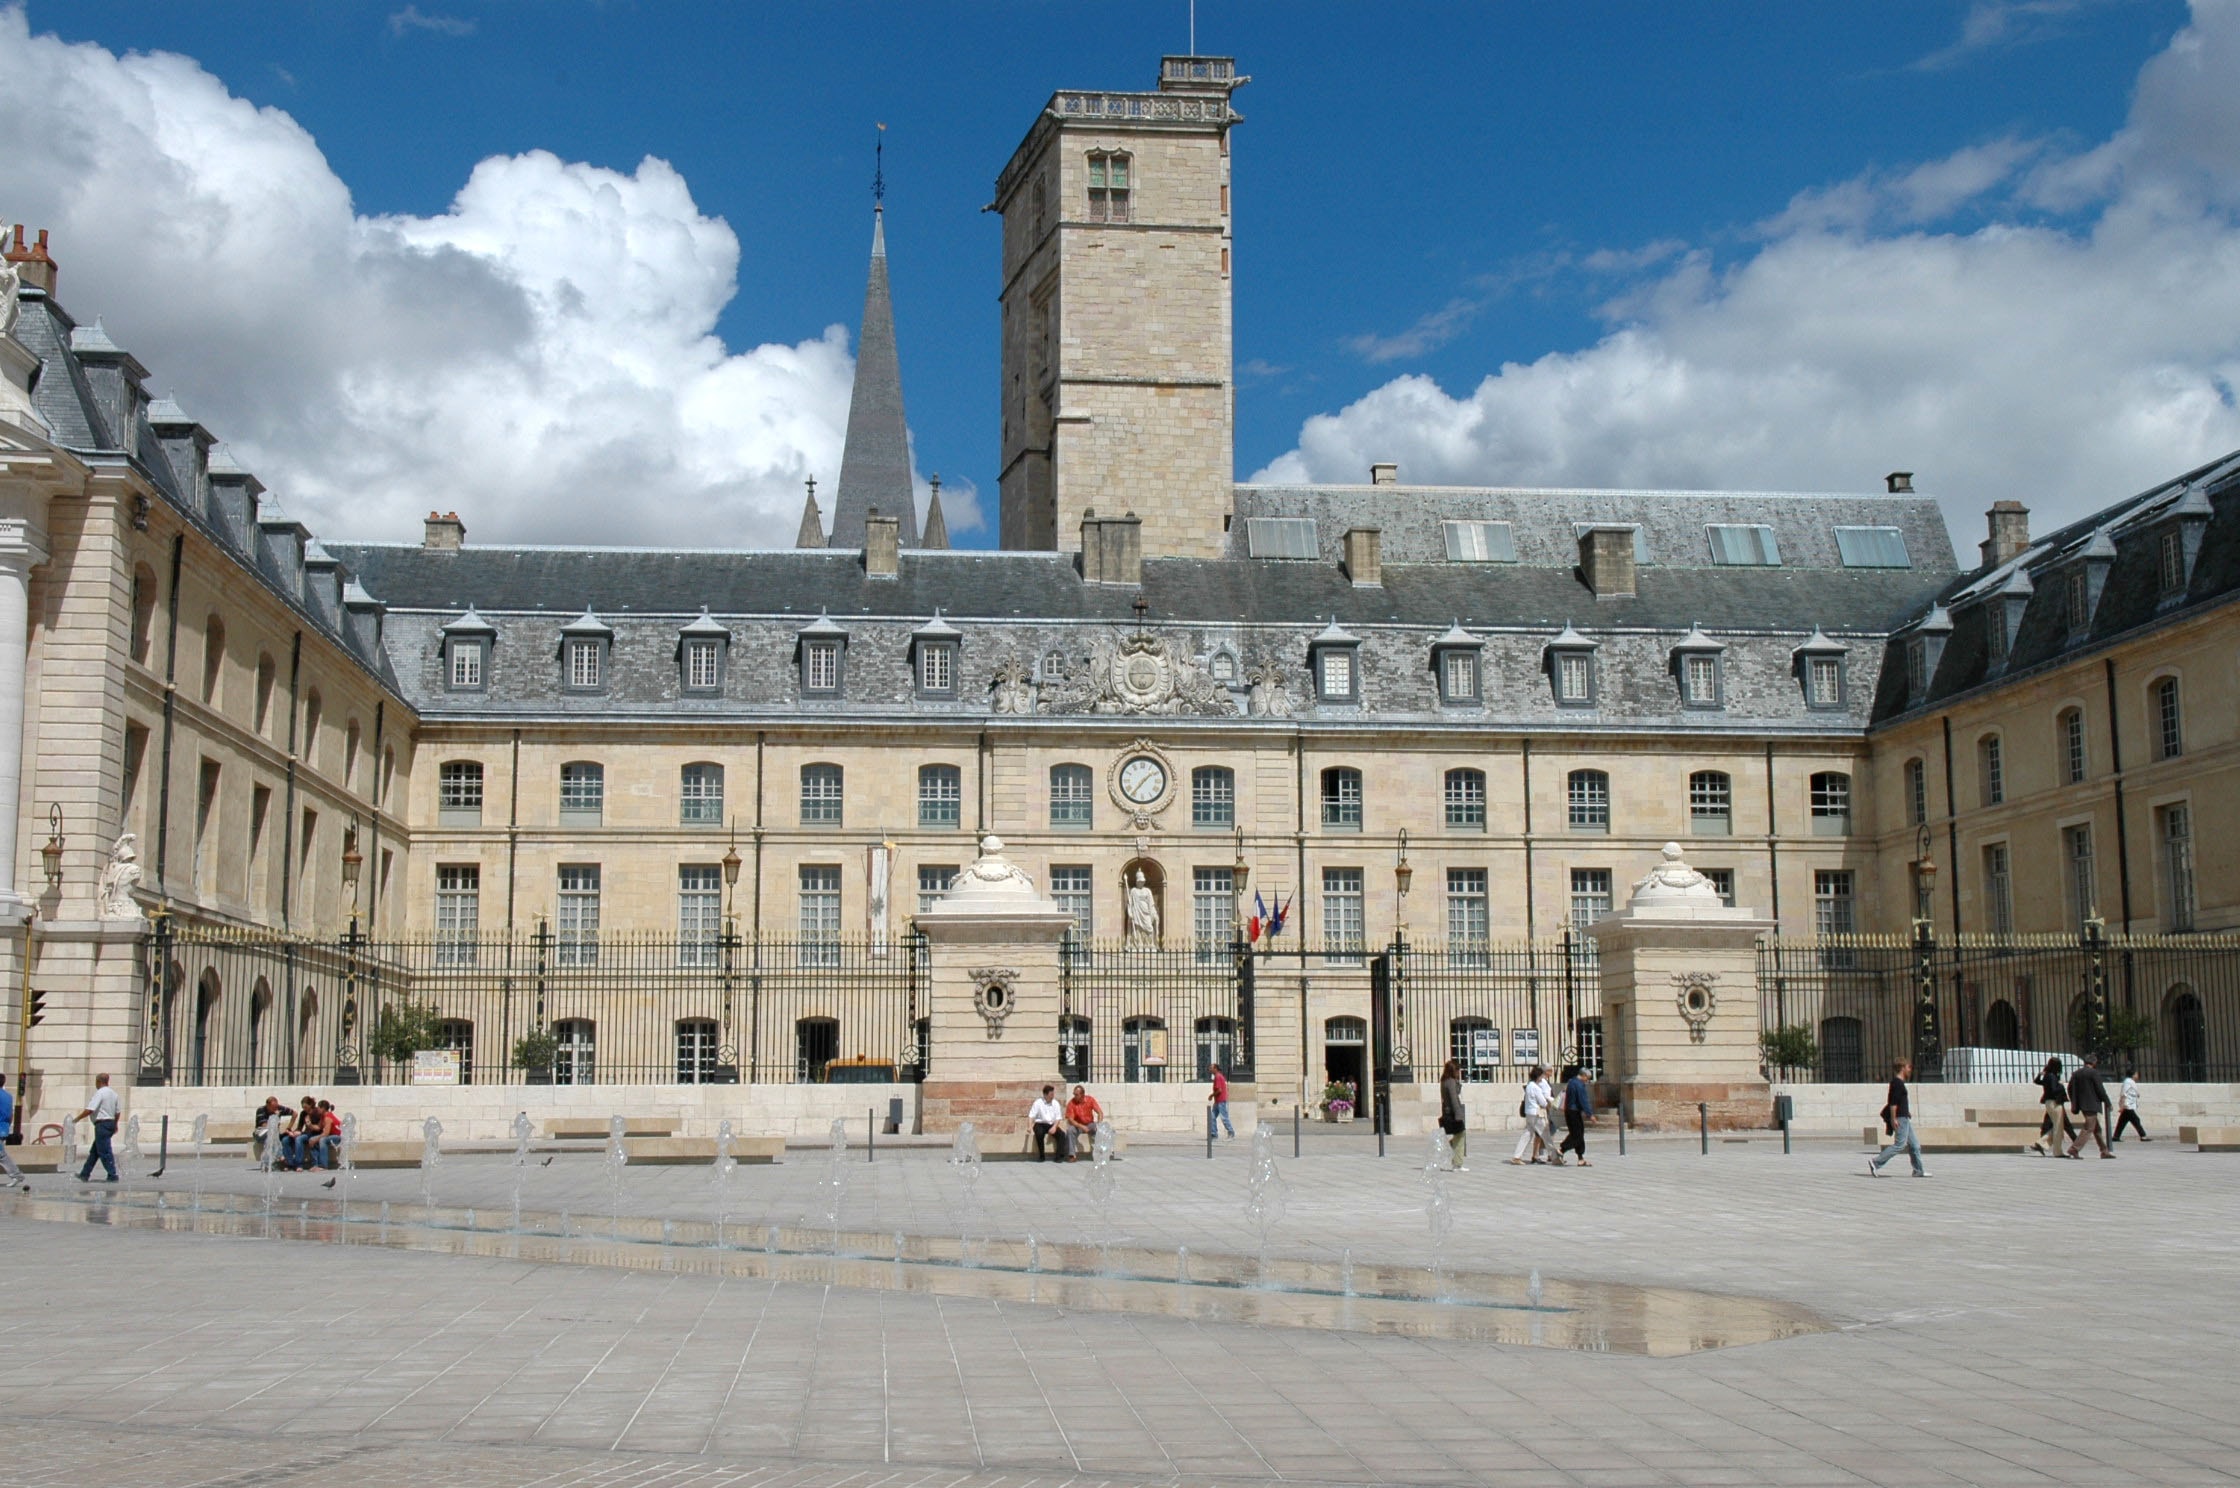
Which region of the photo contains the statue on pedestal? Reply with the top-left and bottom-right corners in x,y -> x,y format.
1125,869 -> 1160,947
96,832 -> 144,919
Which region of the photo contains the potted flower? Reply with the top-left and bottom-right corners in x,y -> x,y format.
1321,1079 -> 1358,1122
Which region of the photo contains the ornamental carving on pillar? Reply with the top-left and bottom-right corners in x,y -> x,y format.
969,967 -> 1020,1039
1672,971 -> 1719,1044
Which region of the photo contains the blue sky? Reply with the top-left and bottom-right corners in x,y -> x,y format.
10,2 -> 2237,554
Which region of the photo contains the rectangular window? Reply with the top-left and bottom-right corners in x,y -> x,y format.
1243,517 -> 1319,559
1979,736 -> 2004,807
1322,867 -> 1365,963
1319,649 -> 1355,700
1905,759 -> 1928,827
557,864 -> 601,967
566,638 -> 601,690
803,640 -> 840,693
559,762 -> 604,824
1987,605 -> 2010,664
1810,772 -> 1851,835
1683,653 -> 1719,706
678,865 -> 722,967
1050,866 -> 1093,939
798,865 -> 841,956
1444,770 -> 1486,830
915,864 -> 958,916
1701,867 -> 1736,907
1049,765 -> 1094,828
918,765 -> 962,829
2063,824 -> 2097,925
2064,569 -> 2091,631
1833,526 -> 1912,568
801,764 -> 844,825
435,864 -> 480,966
1800,658 -> 1836,708
1321,769 -> 1363,830
1813,869 -> 1856,935
2063,710 -> 2087,785
1983,843 -> 2014,935
1191,867 -> 1235,956
1706,524 -> 1781,566
1087,152 -> 1130,222
2162,804 -> 2196,932
919,644 -> 954,695
1441,650 -> 1479,701
1192,768 -> 1235,828
2159,528 -> 2187,595
1441,520 -> 1517,562
2157,679 -> 2183,760
438,761 -> 483,825
680,763 -> 724,825
194,759 -> 220,891
1689,773 -> 1731,835
1905,641 -> 1928,697
1568,868 -> 1613,929
1567,772 -> 1609,832
1556,652 -> 1593,704
684,639 -> 721,691
449,641 -> 483,690
1446,868 -> 1489,946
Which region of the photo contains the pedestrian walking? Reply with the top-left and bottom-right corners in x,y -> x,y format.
0,1074 -> 29,1190
1437,1058 -> 1468,1169
1207,1064 -> 1236,1139
1558,1063 -> 1595,1166
1867,1060 -> 1930,1177
2025,1056 -> 2068,1156
2065,1054 -> 2114,1158
1511,1065 -> 1556,1165
2111,1068 -> 2150,1143
73,1073 -> 120,1184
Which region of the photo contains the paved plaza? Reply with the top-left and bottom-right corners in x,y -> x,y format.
3,1130 -> 2236,1487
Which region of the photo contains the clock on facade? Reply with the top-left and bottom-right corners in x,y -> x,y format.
1118,755 -> 1167,804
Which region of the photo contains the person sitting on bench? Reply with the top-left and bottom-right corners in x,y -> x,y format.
1028,1085 -> 1071,1162
1064,1085 -> 1103,1163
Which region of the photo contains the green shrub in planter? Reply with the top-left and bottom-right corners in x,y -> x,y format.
512,1027 -> 560,1078
1759,1023 -> 1819,1077
368,998 -> 444,1067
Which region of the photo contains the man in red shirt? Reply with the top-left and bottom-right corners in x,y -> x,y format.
1208,1065 -> 1235,1139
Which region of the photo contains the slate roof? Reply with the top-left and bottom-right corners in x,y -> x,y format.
1873,446 -> 2240,722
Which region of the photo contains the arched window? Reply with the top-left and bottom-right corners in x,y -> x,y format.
2167,986 -> 2206,1081
1809,772 -> 1851,835
552,1019 -> 596,1085
1319,766 -> 1362,830
676,1018 -> 720,1083
344,720 -> 361,791
302,689 -> 323,768
130,564 -> 158,666
559,761 -> 604,824
248,979 -> 272,1080
193,970 -> 221,1085
918,764 -> 962,829
254,653 -> 276,737
1819,1016 -> 1863,1084
200,614 -> 225,705
1903,757 -> 1928,826
1192,765 -> 1235,828
298,989 -> 321,1075
680,762 -> 724,825
2154,676 -> 2183,760
1194,1016 -> 1236,1080
1567,769 -> 1610,832
1444,768 -> 1486,830
794,1016 -> 838,1083
1451,1016 -> 1497,1081
438,760 -> 484,825
800,763 -> 843,825
1058,1015 -> 1091,1084
1123,1015 -> 1167,1083
1984,1000 -> 2020,1050
1688,770 -> 1732,835
2059,707 -> 2088,785
1049,763 -> 1094,828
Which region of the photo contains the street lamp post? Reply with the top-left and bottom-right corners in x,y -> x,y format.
1911,825 -> 1941,1076
720,827 -> 743,1082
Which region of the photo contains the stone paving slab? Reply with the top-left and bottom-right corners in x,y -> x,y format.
3,1137 -> 2236,1486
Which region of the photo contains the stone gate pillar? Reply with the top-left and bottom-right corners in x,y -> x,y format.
913,835 -> 1078,1138
1585,843 -> 1774,1131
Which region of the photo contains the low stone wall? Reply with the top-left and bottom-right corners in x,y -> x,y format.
1772,1081 -> 2240,1135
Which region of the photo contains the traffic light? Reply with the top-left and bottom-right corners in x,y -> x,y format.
25,989 -> 45,1028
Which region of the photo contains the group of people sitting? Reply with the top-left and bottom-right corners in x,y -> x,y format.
1026,1083 -> 1103,1161
253,1095 -> 344,1170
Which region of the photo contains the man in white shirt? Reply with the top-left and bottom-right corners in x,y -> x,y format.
1027,1085 -> 1070,1162
2112,1069 -> 2150,1143
74,1073 -> 121,1183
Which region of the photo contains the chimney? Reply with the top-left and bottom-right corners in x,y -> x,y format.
1079,509 -> 1143,585
1369,462 -> 1398,487
1578,525 -> 1636,600
423,511 -> 466,551
5,226 -> 56,294
1981,500 -> 2030,569
863,507 -> 901,577
1342,527 -> 1382,587
1885,471 -> 1914,494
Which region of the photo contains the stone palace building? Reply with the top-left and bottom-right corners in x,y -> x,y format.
0,54 -> 2233,1138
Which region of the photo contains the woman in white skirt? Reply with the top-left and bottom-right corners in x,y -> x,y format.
1510,1064 -> 1556,1164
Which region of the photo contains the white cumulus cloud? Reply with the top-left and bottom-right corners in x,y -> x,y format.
0,9 -> 956,550
1256,2 -> 2240,551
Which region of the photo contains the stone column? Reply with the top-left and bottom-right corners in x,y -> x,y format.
0,518 -> 47,926
1586,843 -> 1775,1131
912,835 -> 1078,1138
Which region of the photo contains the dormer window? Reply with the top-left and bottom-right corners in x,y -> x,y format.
1706,524 -> 1781,566
1671,626 -> 1725,709
440,607 -> 495,694
557,607 -> 612,694
2064,568 -> 2090,631
677,608 -> 729,694
1546,624 -> 1598,708
911,611 -> 962,699
565,639 -> 601,689
450,641 -> 484,690
1431,623 -> 1482,706
2159,527 -> 2185,594
1309,619 -> 1361,704
1087,151 -> 1131,222
1793,629 -> 1847,710
1903,607 -> 1951,705
795,612 -> 848,698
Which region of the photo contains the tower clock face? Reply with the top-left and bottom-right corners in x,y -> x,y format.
1118,755 -> 1168,804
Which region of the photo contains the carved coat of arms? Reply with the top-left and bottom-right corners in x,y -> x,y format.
1041,632 -> 1232,716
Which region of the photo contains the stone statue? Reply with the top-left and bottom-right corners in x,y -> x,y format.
1125,869 -> 1159,947
989,658 -> 1035,715
1246,656 -> 1295,718
0,255 -> 18,340
1628,842 -> 1719,906
96,832 -> 144,919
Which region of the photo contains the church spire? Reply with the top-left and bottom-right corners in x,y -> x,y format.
794,475 -> 825,549
828,132 -> 918,549
921,473 -> 949,550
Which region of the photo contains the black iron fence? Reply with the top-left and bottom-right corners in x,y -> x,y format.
1757,928 -> 2240,1084
1059,938 -> 1247,1084
138,918 -> 927,1088
1378,933 -> 1604,1081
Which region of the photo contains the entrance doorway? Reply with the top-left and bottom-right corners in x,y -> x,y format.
1324,1015 -> 1367,1103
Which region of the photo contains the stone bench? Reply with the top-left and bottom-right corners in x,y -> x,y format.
2178,1126 -> 2240,1151
545,1118 -> 675,1140
1863,1125 -> 2028,1153
1963,1108 -> 2048,1128
622,1136 -> 782,1165
200,1122 -> 257,1146
986,1130 -> 1126,1162
340,1141 -> 425,1169
12,1145 -> 62,1172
